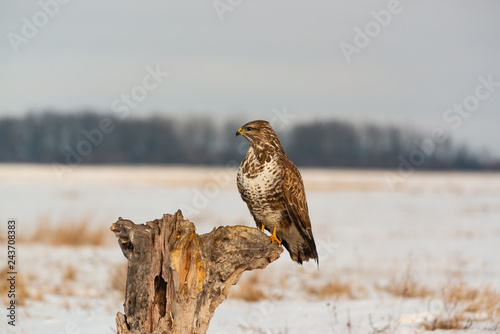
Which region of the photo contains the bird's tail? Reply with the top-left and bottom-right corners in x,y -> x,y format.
280,226 -> 319,265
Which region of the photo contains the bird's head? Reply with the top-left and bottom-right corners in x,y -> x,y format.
236,120 -> 281,148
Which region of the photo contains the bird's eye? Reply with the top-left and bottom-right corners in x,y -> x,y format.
246,127 -> 253,131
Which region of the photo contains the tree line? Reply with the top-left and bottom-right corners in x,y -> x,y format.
0,112 -> 496,170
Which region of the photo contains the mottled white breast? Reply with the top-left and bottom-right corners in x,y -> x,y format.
237,147 -> 284,228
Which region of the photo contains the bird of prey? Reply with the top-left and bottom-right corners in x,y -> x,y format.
236,120 -> 319,265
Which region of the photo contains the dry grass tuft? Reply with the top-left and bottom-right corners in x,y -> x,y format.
229,272 -> 266,302
306,278 -> 359,300
0,267 -> 30,306
230,271 -> 361,301
109,262 -> 127,296
423,281 -> 500,330
378,267 -> 434,299
444,282 -> 500,320
462,286 -> 500,318
62,264 -> 77,282
29,216 -> 109,246
423,316 -> 472,331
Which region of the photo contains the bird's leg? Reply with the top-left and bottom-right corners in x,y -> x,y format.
259,225 -> 281,244
270,227 -> 281,245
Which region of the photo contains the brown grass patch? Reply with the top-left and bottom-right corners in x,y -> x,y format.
306,278 -> 360,300
231,271 -> 362,301
444,282 -> 500,320
378,267 -> 434,299
62,264 -> 77,282
423,281 -> 500,330
0,267 -> 30,306
229,272 -> 266,302
109,262 -> 127,296
423,316 -> 472,331
27,216 -> 109,246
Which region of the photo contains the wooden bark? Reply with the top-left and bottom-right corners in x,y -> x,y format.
110,210 -> 282,334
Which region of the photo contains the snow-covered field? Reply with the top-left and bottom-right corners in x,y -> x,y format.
1,164 -> 500,333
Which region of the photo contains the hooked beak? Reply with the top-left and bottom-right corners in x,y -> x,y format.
236,127 -> 244,137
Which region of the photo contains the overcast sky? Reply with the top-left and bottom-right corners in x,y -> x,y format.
1,1 -> 499,157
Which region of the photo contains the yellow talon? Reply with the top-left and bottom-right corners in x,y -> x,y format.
270,227 -> 281,245
259,225 -> 281,244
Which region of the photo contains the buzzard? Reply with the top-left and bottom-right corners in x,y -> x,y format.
236,120 -> 319,265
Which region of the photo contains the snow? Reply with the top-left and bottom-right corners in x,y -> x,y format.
1,164 -> 499,333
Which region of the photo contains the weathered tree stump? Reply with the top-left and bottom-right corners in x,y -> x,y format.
110,210 -> 282,334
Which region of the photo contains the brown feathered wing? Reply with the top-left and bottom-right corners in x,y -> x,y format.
281,159 -> 319,264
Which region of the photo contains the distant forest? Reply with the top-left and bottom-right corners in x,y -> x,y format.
0,112 -> 497,170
